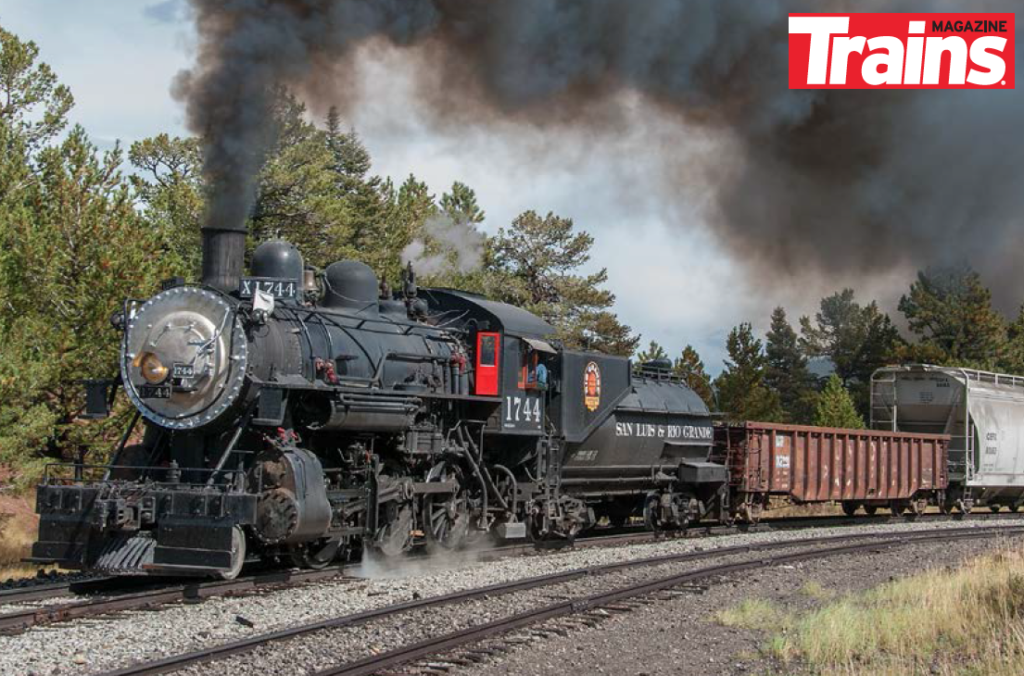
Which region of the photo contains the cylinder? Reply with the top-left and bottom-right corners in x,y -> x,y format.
318,396 -> 417,431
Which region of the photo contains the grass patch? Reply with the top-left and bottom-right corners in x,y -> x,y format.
800,580 -> 835,601
715,598 -> 790,630
770,546 -> 1024,675
0,490 -> 44,579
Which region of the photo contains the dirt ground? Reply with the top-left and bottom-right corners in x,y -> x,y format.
458,534 -> 1024,676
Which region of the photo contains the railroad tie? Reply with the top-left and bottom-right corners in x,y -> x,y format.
451,651 -> 485,663
420,661 -> 455,671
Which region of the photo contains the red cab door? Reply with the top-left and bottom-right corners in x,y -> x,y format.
475,332 -> 500,396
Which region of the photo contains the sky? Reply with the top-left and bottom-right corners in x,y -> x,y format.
0,1 -> 920,374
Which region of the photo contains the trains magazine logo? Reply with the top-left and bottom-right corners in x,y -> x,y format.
584,361 -> 601,412
789,13 -> 1015,89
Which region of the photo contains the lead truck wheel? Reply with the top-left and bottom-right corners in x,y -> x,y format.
289,538 -> 343,569
217,526 -> 247,581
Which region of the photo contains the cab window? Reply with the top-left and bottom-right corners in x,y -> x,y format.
479,335 -> 496,366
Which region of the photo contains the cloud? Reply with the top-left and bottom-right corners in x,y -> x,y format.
341,48 -> 932,374
143,0 -> 187,24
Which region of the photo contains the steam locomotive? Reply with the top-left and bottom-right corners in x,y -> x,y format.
30,225 -> 721,579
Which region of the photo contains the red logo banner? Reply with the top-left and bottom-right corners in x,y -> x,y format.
789,13 -> 1015,89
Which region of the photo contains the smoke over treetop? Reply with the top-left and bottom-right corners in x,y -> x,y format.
176,0 -> 1024,299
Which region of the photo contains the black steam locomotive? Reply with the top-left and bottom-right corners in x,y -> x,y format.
31,223 -> 720,579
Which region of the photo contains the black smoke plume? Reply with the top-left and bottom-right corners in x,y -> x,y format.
175,0 -> 1024,303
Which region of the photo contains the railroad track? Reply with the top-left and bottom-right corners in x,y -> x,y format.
0,575 -> 116,606
2,510 -> 1015,634
0,527 -> 647,634
0,564 -> 353,635
98,523 -> 1024,676
485,509 -> 1018,561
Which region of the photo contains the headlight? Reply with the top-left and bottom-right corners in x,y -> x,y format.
137,353 -> 168,384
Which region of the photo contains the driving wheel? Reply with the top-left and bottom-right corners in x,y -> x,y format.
422,461 -> 471,551
373,502 -> 414,557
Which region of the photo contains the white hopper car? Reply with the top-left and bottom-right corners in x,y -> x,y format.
871,364 -> 1024,512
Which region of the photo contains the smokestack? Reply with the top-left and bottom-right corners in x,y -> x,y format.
201,225 -> 247,293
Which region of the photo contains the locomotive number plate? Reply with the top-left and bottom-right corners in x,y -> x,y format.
239,277 -> 298,300
139,385 -> 172,399
172,363 -> 194,379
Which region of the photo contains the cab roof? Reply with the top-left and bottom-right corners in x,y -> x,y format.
422,289 -> 555,338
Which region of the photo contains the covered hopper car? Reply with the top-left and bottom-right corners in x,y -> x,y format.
872,364 -> 1024,512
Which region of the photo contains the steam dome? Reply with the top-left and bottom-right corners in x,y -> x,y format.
323,260 -> 378,313
251,240 -> 304,286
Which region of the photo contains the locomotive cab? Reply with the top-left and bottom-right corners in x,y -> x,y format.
422,289 -> 554,439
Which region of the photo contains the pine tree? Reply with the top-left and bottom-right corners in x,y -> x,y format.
898,263 -> 1006,368
714,323 -> 783,422
325,106 -> 371,185
0,127 -> 185,476
1002,306 -> 1024,375
0,26 -> 73,151
0,29 -> 185,477
488,210 -> 638,356
673,345 -> 715,407
128,133 -> 204,275
765,307 -> 817,424
130,92 -> 360,274
814,375 -> 865,429
801,289 -> 902,416
578,310 -> 641,357
251,90 -> 350,264
324,107 -> 393,270
636,340 -> 668,363
440,181 -> 485,225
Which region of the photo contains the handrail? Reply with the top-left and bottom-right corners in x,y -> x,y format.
874,364 -> 1024,390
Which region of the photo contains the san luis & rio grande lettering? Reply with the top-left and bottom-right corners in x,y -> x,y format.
615,422 -> 713,440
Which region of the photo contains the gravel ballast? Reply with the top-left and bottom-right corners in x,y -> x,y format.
458,535 -> 1023,676
1,519 -> 1020,675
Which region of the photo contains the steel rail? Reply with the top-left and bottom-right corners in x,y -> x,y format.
98,524 -> 1024,676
